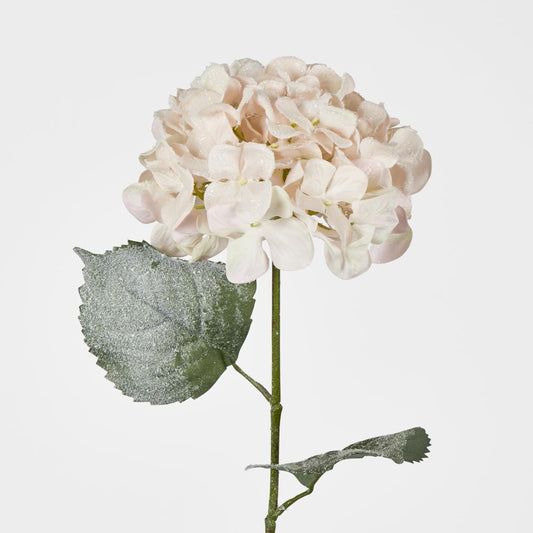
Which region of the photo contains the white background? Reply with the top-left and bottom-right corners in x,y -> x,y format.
2,1 -> 532,531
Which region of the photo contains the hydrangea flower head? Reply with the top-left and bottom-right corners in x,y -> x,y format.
123,57 -> 431,283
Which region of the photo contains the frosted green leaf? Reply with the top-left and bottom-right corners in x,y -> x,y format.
75,241 -> 256,405
247,427 -> 430,488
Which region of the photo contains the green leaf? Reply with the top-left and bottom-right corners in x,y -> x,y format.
247,427 -> 430,488
75,241 -> 256,405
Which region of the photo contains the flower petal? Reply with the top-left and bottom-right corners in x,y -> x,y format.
287,76 -> 322,99
241,142 -> 275,181
226,231 -> 269,283
264,185 -> 293,219
308,64 -> 342,94
204,180 -> 272,234
167,139 -> 210,178
359,137 -> 399,168
391,149 -> 432,195
190,235 -> 228,261
352,188 -> 407,224
266,56 -> 307,81
273,138 -> 323,168
327,165 -> 368,204
353,158 -> 392,189
389,127 -> 424,166
262,218 -> 314,271
187,113 -> 236,159
357,100 -> 390,140
295,188 -> 325,214
316,105 -> 357,138
122,170 -> 194,229
351,189 -> 409,244
369,228 -> 412,263
337,73 -> 355,99
151,223 -> 190,257
171,208 -> 203,237
369,207 -> 412,263
318,229 -> 372,280
159,190 -> 196,230
208,144 -> 241,181
179,89 -> 221,123
315,127 -> 353,149
275,97 -> 312,130
192,63 -> 230,95
284,161 -> 304,187
150,161 -> 194,195
122,176 -> 157,224
324,203 -> 351,244
267,120 -> 300,140
301,159 -> 336,197
294,205 -> 318,232
230,58 -> 265,79
331,148 -> 354,167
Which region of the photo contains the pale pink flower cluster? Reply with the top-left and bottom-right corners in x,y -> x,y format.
123,57 -> 431,283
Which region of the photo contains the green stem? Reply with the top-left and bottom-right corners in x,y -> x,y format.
265,266 -> 282,533
232,363 -> 271,402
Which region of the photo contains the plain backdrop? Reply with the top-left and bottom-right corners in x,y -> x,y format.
2,1 -> 532,532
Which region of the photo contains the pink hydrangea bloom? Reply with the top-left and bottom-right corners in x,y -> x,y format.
123,57 -> 431,283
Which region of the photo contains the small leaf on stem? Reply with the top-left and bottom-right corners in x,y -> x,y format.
247,427 -> 430,488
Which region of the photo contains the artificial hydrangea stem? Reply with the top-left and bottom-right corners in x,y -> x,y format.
232,363 -> 272,402
265,266 -> 282,533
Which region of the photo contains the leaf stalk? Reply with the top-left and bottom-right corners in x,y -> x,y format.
232,363 -> 271,402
